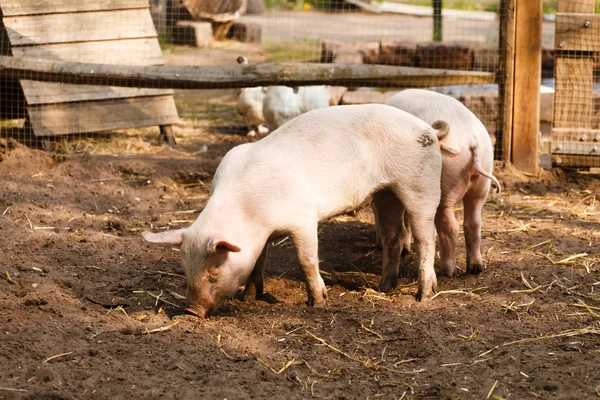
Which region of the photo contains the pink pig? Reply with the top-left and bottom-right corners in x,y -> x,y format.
382,89 -> 501,278
142,104 -> 448,317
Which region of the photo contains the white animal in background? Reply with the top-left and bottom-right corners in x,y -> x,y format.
262,85 -> 331,131
142,104 -> 448,317
382,89 -> 501,278
236,57 -> 269,137
235,56 -> 331,135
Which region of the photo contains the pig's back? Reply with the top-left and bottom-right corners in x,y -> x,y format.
247,104 -> 441,219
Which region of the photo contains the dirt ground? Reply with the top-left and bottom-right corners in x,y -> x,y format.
1,100 -> 600,400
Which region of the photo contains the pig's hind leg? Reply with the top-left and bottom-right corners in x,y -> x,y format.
291,222 -> 328,307
396,188 -> 439,301
463,176 -> 491,274
372,190 -> 407,293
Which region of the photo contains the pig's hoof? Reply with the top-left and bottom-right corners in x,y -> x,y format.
437,265 -> 456,278
307,287 -> 328,307
416,281 -> 437,302
235,288 -> 246,301
466,262 -> 483,275
256,291 -> 279,304
184,307 -> 206,318
379,278 -> 398,293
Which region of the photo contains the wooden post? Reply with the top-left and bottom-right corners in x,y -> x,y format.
433,0 -> 443,42
511,0 -> 542,174
496,0 -> 516,161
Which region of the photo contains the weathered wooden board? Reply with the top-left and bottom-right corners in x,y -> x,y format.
497,0 -> 516,162
28,95 -> 180,137
555,13 -> 600,51
11,39 -> 165,66
4,9 -> 157,46
20,81 -> 173,105
0,0 -> 148,16
552,153 -> 600,167
0,56 -> 497,90
511,0 -> 542,173
557,0 -> 594,13
553,57 -> 594,130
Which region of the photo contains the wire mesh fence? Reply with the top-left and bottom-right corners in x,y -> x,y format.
550,0 -> 600,170
0,0 -> 566,167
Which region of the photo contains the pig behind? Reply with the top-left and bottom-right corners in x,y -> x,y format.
384,89 -> 501,277
142,104 -> 447,317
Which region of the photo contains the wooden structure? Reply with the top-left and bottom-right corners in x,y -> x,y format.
497,0 -> 542,174
551,0 -> 600,167
0,0 -> 180,144
181,0 -> 245,39
0,56 -> 496,89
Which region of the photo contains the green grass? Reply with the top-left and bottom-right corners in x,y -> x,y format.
263,40 -> 322,63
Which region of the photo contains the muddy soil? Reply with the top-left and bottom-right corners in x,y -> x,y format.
0,124 -> 599,399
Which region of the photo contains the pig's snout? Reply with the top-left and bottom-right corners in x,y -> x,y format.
184,305 -> 207,318
185,280 -> 216,318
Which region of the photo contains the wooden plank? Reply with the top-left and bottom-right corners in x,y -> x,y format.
552,153 -> 600,168
511,0 -> 542,174
555,13 -> 600,51
497,0 -> 516,161
4,9 -> 157,46
0,0 -> 148,16
552,57 -> 594,130
550,128 -> 600,145
556,0 -> 594,13
0,56 -> 497,90
11,39 -> 165,66
28,95 -> 181,137
20,81 -> 172,105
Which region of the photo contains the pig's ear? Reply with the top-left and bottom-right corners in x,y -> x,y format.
207,234 -> 241,254
142,229 -> 184,245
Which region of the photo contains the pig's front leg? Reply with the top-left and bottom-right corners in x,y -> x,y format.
238,244 -> 278,304
291,225 -> 328,307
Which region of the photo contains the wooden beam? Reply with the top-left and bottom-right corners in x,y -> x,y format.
511,0 -> 542,174
4,9 -> 158,46
0,0 -> 149,16
497,0 -> 516,161
0,56 -> 496,90
555,13 -> 600,51
28,95 -> 180,137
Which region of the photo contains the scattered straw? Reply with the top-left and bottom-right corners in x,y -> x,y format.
542,253 -> 588,266
135,320 -> 180,335
478,346 -> 499,358
362,288 -> 392,302
486,380 -> 499,399
305,330 -> 424,375
42,352 -> 73,364
503,326 -> 600,346
570,300 -> 600,318
1,207 -> 8,216
431,287 -> 487,300
149,270 -> 186,280
4,271 -> 14,284
525,240 -> 552,250
0,387 -> 27,393
360,320 -> 383,339
134,290 -> 180,308
441,363 -> 462,367
458,328 -> 478,341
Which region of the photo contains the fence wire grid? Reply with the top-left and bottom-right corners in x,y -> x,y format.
0,0 -> 568,167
